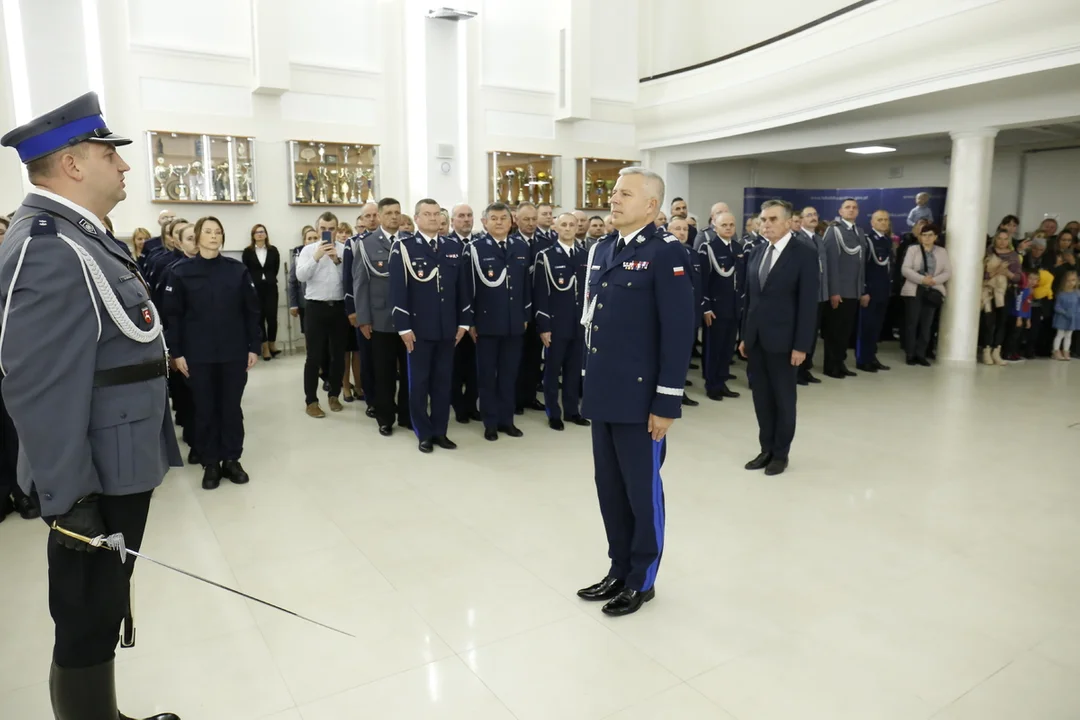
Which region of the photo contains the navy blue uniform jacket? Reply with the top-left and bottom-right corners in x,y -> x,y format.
740,236 -> 819,355
467,234 -> 532,336
700,237 -> 746,319
580,223 -> 695,423
163,254 -> 262,363
533,240 -> 587,338
389,234 -> 473,340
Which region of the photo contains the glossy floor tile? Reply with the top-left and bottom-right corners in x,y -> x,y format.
1,349 -> 1078,719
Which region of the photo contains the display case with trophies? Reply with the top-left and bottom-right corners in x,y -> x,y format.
146,131 -> 256,204
288,141 -> 379,206
488,152 -> 557,206
576,158 -> 635,211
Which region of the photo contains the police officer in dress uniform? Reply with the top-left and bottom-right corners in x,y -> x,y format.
822,198 -> 869,379
164,216 -> 261,490
666,217 -> 702,407
343,203 -> 378,418
448,204 -> 483,424
699,211 -> 745,401
795,207 -> 827,385
576,168 -> 694,617
512,202 -> 546,415
466,203 -> 532,441
534,212 -> 590,430
389,199 -> 472,453
354,199 -> 412,435
856,210 -> 894,373
155,221 -> 198,456
0,92 -> 182,720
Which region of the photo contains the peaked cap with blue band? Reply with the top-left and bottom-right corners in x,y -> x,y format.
0,91 -> 131,164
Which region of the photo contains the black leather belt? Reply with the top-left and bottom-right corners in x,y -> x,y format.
93,359 -> 168,388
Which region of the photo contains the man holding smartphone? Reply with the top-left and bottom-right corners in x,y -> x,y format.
296,211 -> 349,418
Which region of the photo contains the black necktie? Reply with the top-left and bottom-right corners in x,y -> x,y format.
615,237 -> 626,254
430,238 -> 438,253
760,244 -> 775,286
497,241 -> 505,252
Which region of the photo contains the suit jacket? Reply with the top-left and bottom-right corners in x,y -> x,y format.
0,192 -> 182,517
741,235 -> 819,355
241,244 -> 280,288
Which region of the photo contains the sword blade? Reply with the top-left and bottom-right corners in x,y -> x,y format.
123,547 -> 355,639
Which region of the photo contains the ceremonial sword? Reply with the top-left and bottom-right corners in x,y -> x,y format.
53,525 -> 355,639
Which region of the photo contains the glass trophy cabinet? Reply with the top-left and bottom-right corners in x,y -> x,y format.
146,131 -> 256,204
288,141 -> 379,206
488,151 -> 558,206
575,158 -> 634,211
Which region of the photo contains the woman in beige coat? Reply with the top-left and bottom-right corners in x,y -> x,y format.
900,223 -> 951,365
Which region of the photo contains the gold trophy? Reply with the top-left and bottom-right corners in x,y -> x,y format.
294,172 -> 306,203
345,169 -> 357,204
237,162 -> 254,202
604,179 -> 615,207
526,164 -> 537,204
329,169 -> 342,204
154,158 -> 169,200
515,167 -> 526,204
584,172 -> 593,208
537,171 -> 549,205
317,167 -> 330,204
503,170 -> 515,204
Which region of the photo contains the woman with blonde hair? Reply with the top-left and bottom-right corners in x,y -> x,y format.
130,226 -> 151,262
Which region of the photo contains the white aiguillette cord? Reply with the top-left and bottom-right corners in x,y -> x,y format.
52,525 -> 355,639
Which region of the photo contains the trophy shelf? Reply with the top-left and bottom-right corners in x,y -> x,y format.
146,131 -> 257,204
488,151 -> 558,206
289,140 -> 379,207
576,157 -> 634,212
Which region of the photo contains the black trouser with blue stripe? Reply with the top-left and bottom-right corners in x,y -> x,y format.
591,422 -> 666,592
407,338 -> 455,440
543,335 -> 583,419
856,298 -> 888,366
704,315 -> 737,393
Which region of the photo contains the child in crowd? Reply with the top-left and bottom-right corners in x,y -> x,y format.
1029,264 -> 1055,358
906,192 -> 933,229
1052,269 -> 1080,360
1005,271 -> 1035,361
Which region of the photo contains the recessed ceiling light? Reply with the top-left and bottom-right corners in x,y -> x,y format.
845,145 -> 897,155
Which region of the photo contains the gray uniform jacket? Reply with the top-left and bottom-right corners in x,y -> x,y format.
0,192 -> 182,517
693,227 -> 714,252
797,228 -> 829,303
824,222 -> 867,300
353,228 -> 402,333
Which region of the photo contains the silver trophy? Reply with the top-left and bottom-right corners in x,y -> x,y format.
172,163 -> 192,200
237,162 -> 254,202
318,143 -> 326,164
189,161 -> 205,201
343,145 -> 350,165
153,158 -> 169,200
329,169 -> 342,204
212,163 -> 230,201
317,167 -> 330,204
503,170 -> 515,203
526,164 -> 537,204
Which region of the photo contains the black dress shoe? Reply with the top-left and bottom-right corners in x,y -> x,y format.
16,494 -> 40,520
484,428 -> 499,441
874,361 -> 891,371
322,381 -> 331,392
365,406 -> 377,418
719,386 -> 740,398
468,409 -> 483,421
398,419 -> 413,430
602,587 -> 655,616
842,368 -> 857,377
825,371 -> 846,379
764,457 -> 789,476
378,425 -> 393,437
121,713 -> 181,720
498,424 -> 524,438
906,357 -> 917,366
706,390 -> 724,401
526,399 -> 546,412
681,394 -> 699,407
568,415 -> 591,427
856,363 -> 878,373
201,464 -> 222,490
916,357 -> 931,367
577,576 -> 625,601
187,447 -> 200,465
744,452 -> 772,470
52,659 -> 182,720
221,460 -> 249,484
688,362 -> 700,370
797,376 -> 809,386
270,350 -> 283,358
514,406 -> 525,416
726,373 -> 737,381
455,413 -> 471,424
549,417 -> 565,431
418,439 -> 434,454
684,379 -> 693,387
804,372 -> 821,384
433,435 -> 457,449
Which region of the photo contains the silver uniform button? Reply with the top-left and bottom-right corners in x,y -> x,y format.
591,347 -> 597,354
637,377 -> 643,382
602,282 -> 608,288
627,282 -> 632,287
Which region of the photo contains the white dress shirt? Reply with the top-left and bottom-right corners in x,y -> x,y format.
758,232 -> 792,278
255,246 -> 267,265
295,240 -> 346,301
29,187 -> 108,237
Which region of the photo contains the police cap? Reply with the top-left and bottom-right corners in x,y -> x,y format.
0,91 -> 131,164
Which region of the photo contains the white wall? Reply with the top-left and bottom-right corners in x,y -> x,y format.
1019,147 -> 1080,231
687,159 -> 804,228
129,0 -> 252,57
636,0 -> 854,79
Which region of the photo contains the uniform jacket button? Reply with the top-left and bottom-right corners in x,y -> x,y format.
602,282 -> 608,287
120,412 -> 127,419
637,377 -> 643,382
597,303 -> 603,309
591,347 -> 597,354
43,493 -> 52,501
593,325 -> 599,331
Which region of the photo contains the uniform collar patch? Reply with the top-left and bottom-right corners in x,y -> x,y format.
78,218 -> 98,235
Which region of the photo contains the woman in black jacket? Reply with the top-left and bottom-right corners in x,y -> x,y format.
241,223 -> 281,361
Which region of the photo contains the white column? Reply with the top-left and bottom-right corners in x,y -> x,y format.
553,0 -> 590,122
939,128 -> 997,365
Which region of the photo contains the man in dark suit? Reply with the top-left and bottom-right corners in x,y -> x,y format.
738,199 -> 819,476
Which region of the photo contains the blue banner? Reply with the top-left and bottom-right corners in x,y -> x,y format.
744,186 -> 947,233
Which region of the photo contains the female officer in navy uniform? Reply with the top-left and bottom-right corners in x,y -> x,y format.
164,216 -> 261,490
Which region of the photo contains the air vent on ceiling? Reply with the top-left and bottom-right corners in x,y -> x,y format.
888,166 -> 903,179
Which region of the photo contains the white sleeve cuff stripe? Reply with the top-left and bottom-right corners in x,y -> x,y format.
392,306 -> 410,315
656,385 -> 683,396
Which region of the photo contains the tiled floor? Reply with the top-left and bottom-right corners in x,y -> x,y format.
2,348 -> 1078,720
